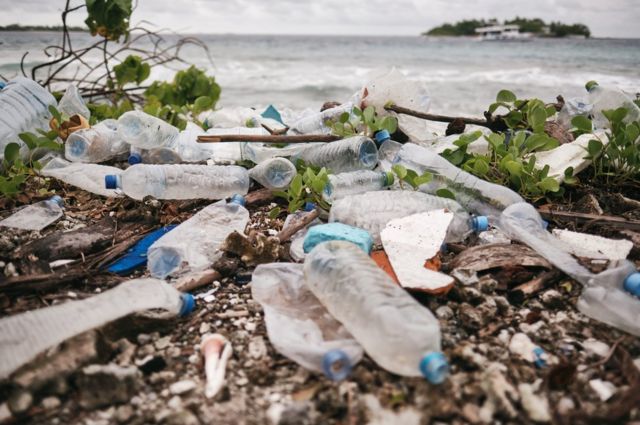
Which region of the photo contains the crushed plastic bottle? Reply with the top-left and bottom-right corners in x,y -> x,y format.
242,142 -> 318,164
393,143 -> 524,220
251,262 -> 363,380
0,196 -> 64,231
117,110 -> 179,150
330,190 -> 487,244
373,129 -> 403,171
296,135 -> 378,173
147,195 -> 249,278
105,164 -> 250,201
128,146 -> 182,165
586,81 -> 640,129
0,278 -> 195,380
40,156 -> 122,197
248,157 -> 297,190
323,170 -> 394,203
304,241 -> 449,383
289,102 -> 357,135
499,202 -> 640,336
66,119 -> 128,163
57,85 -> 90,119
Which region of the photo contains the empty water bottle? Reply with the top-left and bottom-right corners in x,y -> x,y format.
57,85 -> 90,119
330,190 -> 487,244
242,142 -> 318,164
40,157 -> 122,197
373,130 -> 403,171
297,136 -> 378,173
147,195 -> 249,278
289,102 -> 356,135
304,241 -> 449,383
557,97 -> 592,130
322,170 -> 394,203
0,278 -> 195,380
586,81 -> 640,129
248,157 -> 297,190
66,119 -> 128,163
104,164 -> 250,201
0,196 -> 64,231
393,143 -> 524,220
117,110 -> 179,150
251,263 -> 363,380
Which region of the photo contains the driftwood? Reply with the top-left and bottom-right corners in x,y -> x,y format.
508,270 -> 563,304
537,208 -> 640,231
197,134 -> 340,144
245,188 -> 275,206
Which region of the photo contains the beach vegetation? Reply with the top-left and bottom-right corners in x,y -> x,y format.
424,17 -> 590,38
329,106 -> 398,138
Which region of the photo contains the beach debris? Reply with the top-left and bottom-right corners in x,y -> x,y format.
380,210 -> 455,294
221,230 -> 283,266
550,229 -> 633,261
200,333 -> 233,398
303,223 -> 373,254
534,132 -> 608,182
588,379 -> 617,401
106,225 -> 177,275
0,195 -> 64,231
76,363 -> 141,409
509,333 -> 548,367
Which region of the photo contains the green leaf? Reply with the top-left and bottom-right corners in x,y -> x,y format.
268,206 -> 281,219
496,89 -> 516,103
538,177 -> 560,192
18,132 -> 38,149
413,172 -> 433,187
3,143 -> 20,164
587,139 -> 603,158
339,112 -> 350,124
48,105 -> 62,124
289,174 -> 303,198
528,106 -> 547,132
473,158 -> 490,176
505,160 -> 523,177
571,115 -> 592,133
391,164 -> 407,179
436,188 -> 456,200
363,106 -> 375,125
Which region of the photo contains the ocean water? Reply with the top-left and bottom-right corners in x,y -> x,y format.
1,32 -> 639,115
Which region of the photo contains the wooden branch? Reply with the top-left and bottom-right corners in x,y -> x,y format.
174,269 -> 221,292
245,188 -> 275,206
277,209 -> 320,243
537,208 -> 640,231
385,104 -> 489,127
508,270 -> 562,304
197,134 -> 340,144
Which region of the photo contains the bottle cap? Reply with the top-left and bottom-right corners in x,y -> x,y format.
533,347 -> 547,368
105,175 -> 119,189
322,349 -> 352,381
179,293 -> 196,317
374,129 -> 391,146
471,216 -> 489,232
585,80 -> 599,92
623,272 -> 640,297
230,194 -> 246,206
128,152 -> 142,165
304,202 -> 316,212
419,352 -> 449,384
49,195 -> 64,208
383,171 -> 394,187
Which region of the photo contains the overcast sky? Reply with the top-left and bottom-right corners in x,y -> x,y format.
1,0 -> 639,38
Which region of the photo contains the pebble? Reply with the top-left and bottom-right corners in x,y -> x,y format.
0,403 -> 11,422
236,376 -> 249,386
248,336 -> 268,360
8,389 -> 32,415
115,405 -> 134,423
582,339 -> 610,358
167,396 -> 182,409
155,336 -> 172,350
41,396 -> 61,410
169,380 -> 197,396
4,262 -> 17,277
589,379 -> 616,401
540,289 -> 563,308
518,383 -> 551,423
199,322 -> 211,334
458,303 -> 485,330
137,334 -> 151,345
435,306 -> 454,320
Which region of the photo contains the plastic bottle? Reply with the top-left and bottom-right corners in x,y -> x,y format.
373,130 -> 403,171
499,202 -> 640,336
0,77 -> 57,154
57,85 -> 90,119
248,157 -> 297,190
147,195 -> 249,278
330,190 -> 487,244
296,136 -> 378,173
586,81 -> 640,129
0,278 -> 195,380
104,164 -> 250,201
322,170 -> 394,203
303,241 -> 449,383
40,156 -> 123,198
393,143 -> 524,220
128,146 -> 182,165
289,102 -> 356,135
242,142 -> 318,164
117,110 -> 179,150
66,119 -> 128,163
251,262 -> 363,380
557,98 -> 593,130
0,196 -> 64,231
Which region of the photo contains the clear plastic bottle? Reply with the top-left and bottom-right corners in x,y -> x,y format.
104,164 -> 250,201
57,85 -> 90,119
303,241 -> 449,383
322,170 -> 394,203
296,136 -> 378,173
289,102 -> 356,135
248,157 -> 297,190
373,130 -> 403,171
557,98 -> 593,130
242,142 -> 318,164
117,110 -> 179,150
330,190 -> 487,245
128,146 -> 182,165
66,119 -> 128,163
393,143 -> 524,220
0,195 -> 64,231
40,157 -> 123,198
0,278 -> 195,380
586,81 -> 640,129
251,262 -> 363,380
147,195 -> 249,278
499,202 -> 640,336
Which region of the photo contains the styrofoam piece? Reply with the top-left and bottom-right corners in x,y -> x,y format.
551,229 -> 632,261
534,131 -> 608,183
303,223 -> 373,254
380,210 -> 454,294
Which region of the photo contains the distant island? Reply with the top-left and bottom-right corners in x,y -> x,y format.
424,17 -> 590,38
0,24 -> 86,32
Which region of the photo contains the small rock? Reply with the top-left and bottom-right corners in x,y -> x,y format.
478,276 -> 498,294
199,323 -> 211,334
137,334 -> 151,345
589,379 -> 616,401
458,303 -> 484,330
236,376 -> 249,386
4,262 -> 17,277
460,287 -> 484,305
556,397 -> 575,416
518,383 -> 551,422
167,396 -> 182,410
115,405 -> 134,423
248,336 -> 268,360
155,336 -> 172,350
435,306 -> 454,320
76,364 -> 141,409
582,339 -> 610,358
494,296 -> 511,315
0,403 -> 11,422
169,380 -> 197,396
41,396 -> 61,410
509,333 -> 538,363
162,410 -> 199,425
115,338 -> 136,365
462,403 -> 481,424
540,290 -> 563,308
8,389 -> 32,415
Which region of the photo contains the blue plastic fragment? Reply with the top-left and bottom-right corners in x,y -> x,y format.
106,225 -> 177,275
261,104 -> 284,125
303,223 -> 373,254
533,346 -> 547,368
420,352 -> 449,384
0,81 -> 6,90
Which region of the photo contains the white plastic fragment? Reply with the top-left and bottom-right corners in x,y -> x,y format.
551,229 -> 632,261
589,379 -> 616,401
582,338 -> 610,357
200,333 -> 232,399
380,210 -> 454,293
509,333 -> 539,363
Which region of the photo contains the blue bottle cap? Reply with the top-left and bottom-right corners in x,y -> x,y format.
230,194 -> 246,206
374,129 -> 391,146
533,347 -> 547,368
0,81 -> 5,90
623,272 -> 640,297
304,202 -> 316,212
49,195 -> 64,208
179,293 -> 196,317
419,352 -> 449,384
105,175 -> 119,189
128,152 -> 142,165
471,216 -> 489,232
322,349 -> 352,381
